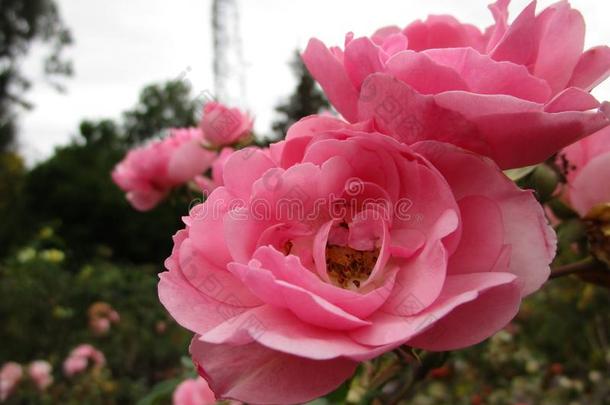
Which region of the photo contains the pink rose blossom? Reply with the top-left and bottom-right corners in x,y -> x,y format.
194,147 -> 235,195
28,361 -> 53,391
112,128 -> 217,211
560,126 -> 610,216
200,102 -> 253,147
173,377 -> 217,405
91,318 -> 111,335
63,344 -> 106,377
159,115 -> 556,404
0,362 -> 22,401
302,0 -> 610,169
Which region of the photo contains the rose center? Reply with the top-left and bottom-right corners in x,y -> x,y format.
325,245 -> 379,290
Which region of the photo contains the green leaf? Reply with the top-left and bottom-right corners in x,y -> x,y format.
504,165 -> 537,181
324,379 -> 351,404
136,377 -> 182,405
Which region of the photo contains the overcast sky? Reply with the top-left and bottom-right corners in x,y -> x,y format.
18,0 -> 610,164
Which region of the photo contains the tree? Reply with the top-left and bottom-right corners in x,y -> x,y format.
122,80 -> 199,145
272,51 -> 329,139
0,0 -> 72,152
13,80 -> 200,264
0,151 -> 26,257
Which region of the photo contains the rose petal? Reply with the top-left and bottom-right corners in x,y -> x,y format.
302,38 -> 360,122
191,339 -> 357,404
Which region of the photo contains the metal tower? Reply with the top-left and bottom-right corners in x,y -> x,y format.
212,0 -> 246,107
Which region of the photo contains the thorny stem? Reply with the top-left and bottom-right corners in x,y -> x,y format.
549,257 -> 604,279
381,351 -> 449,405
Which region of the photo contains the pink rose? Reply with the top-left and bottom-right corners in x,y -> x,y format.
62,356 -> 87,377
91,318 -> 111,335
28,361 -> 53,391
560,126 -> 610,216
63,344 -> 106,377
200,102 -> 253,147
302,0 -> 610,169
0,362 -> 22,401
88,302 -> 120,335
173,377 -> 217,405
112,128 -> 217,211
159,115 -> 555,404
194,147 -> 235,195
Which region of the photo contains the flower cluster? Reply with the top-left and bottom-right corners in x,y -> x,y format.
0,344 -> 108,402
63,344 -> 106,378
113,0 -> 610,403
0,361 -> 53,401
302,0 -> 610,169
112,103 -> 253,211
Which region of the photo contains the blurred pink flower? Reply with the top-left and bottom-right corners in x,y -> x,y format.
112,128 -> 217,211
200,102 -> 253,147
108,310 -> 120,323
91,318 -> 111,335
302,0 -> 610,169
28,361 -> 53,391
63,344 -> 106,377
0,362 -> 23,401
159,115 -> 555,404
194,147 -> 235,194
172,377 -> 217,405
559,125 -> 610,216
88,302 -> 120,336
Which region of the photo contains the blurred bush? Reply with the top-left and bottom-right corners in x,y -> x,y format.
0,231 -> 190,404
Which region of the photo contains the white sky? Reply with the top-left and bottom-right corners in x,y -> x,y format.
17,0 -> 610,164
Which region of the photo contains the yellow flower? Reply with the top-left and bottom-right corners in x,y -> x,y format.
40,249 -> 65,264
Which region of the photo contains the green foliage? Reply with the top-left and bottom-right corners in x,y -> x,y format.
123,80 -> 199,145
0,152 -> 26,257
20,121 -> 188,264
11,80 -> 201,265
0,238 -> 190,404
414,281 -> 609,405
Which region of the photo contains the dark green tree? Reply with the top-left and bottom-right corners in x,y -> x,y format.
122,80 -> 199,145
0,151 -> 26,257
272,51 -> 329,139
15,80 -> 199,265
0,0 -> 72,152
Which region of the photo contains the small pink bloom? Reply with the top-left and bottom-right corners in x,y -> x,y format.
28,361 -> 53,391
63,356 -> 87,377
159,115 -> 556,404
200,102 -> 253,147
63,344 -> 106,377
91,318 -> 111,335
108,310 -> 120,323
559,126 -> 610,216
112,128 -> 217,211
0,362 -> 23,401
172,377 -> 217,405
302,1 -> 610,169
88,302 -> 121,335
